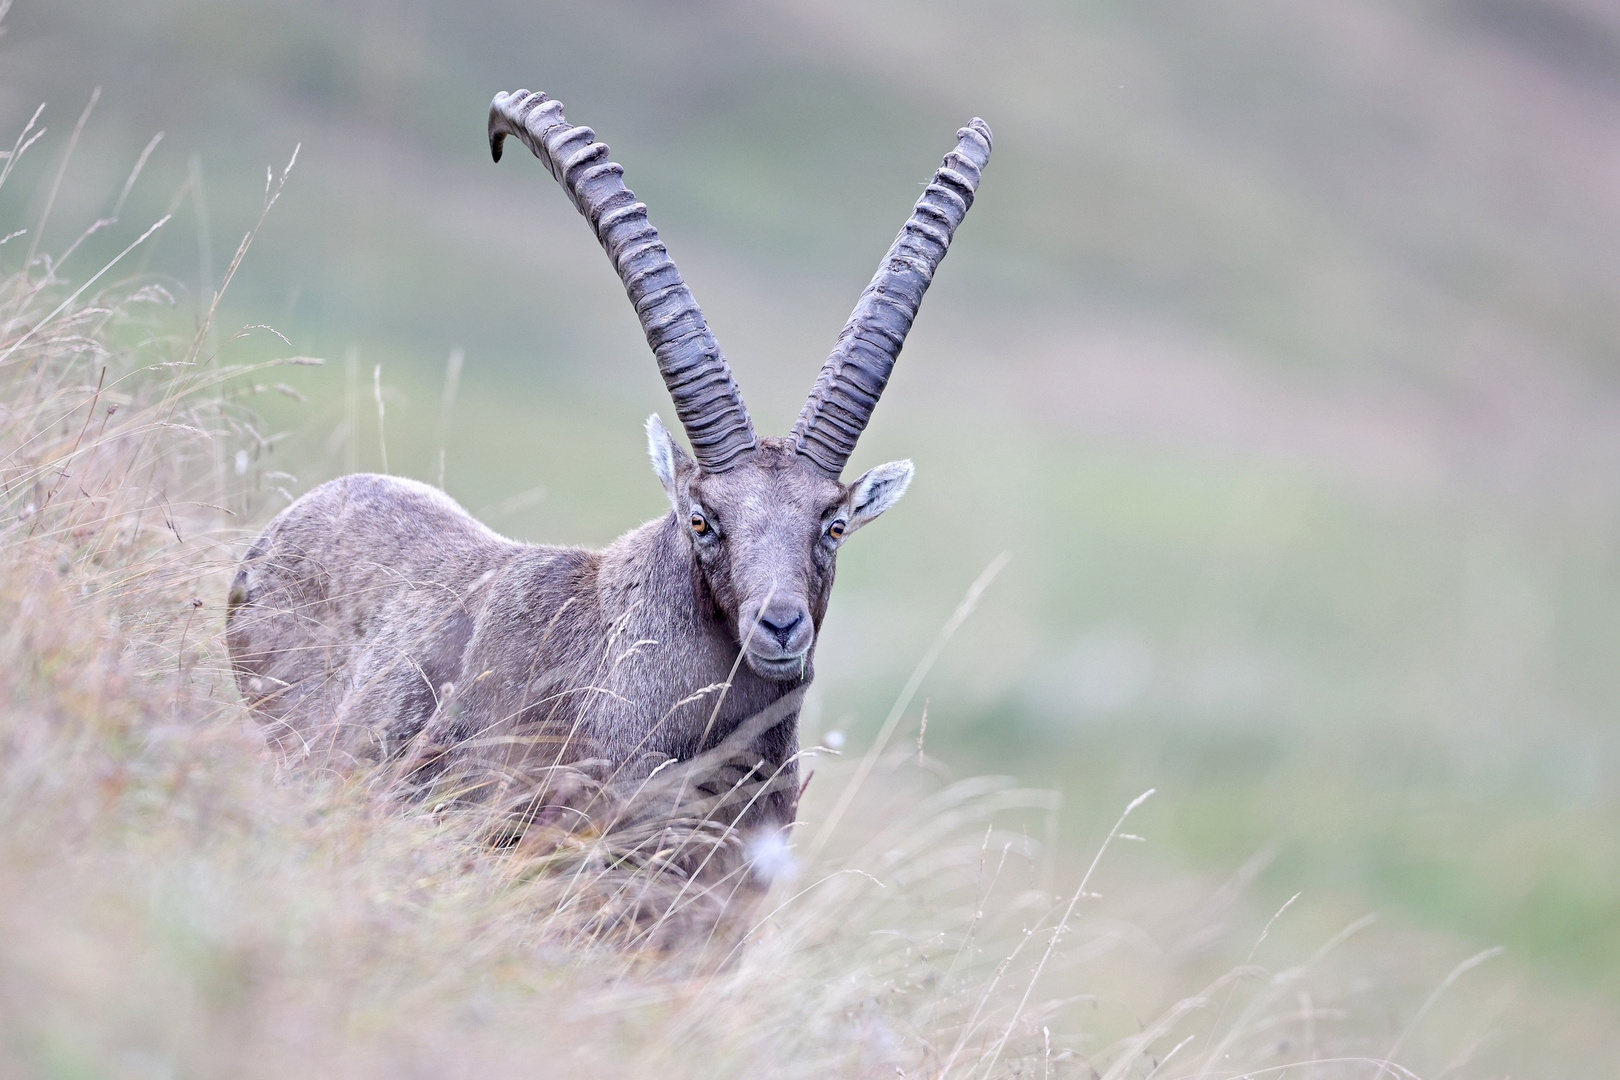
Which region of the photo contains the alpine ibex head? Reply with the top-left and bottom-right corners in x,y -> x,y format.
489,90 -> 992,681
643,424 -> 911,680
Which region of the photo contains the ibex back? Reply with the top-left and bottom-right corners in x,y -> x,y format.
226,90 -> 991,846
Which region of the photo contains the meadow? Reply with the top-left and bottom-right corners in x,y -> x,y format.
5,0 -> 1620,1074
0,185 -> 1468,1077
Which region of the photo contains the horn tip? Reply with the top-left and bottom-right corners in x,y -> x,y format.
488,90 -> 520,162
489,89 -> 558,162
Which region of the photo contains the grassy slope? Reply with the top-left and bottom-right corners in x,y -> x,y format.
0,200 -> 1492,1079
5,0 -> 1620,1069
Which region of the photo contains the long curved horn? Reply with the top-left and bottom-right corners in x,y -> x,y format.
792,119 -> 993,477
490,89 -> 757,471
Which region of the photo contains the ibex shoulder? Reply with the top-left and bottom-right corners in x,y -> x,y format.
287,473 -> 509,545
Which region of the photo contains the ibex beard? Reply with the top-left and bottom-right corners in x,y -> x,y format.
225,89 -> 991,926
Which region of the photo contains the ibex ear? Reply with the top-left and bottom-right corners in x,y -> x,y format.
646,414 -> 693,509
846,459 -> 914,534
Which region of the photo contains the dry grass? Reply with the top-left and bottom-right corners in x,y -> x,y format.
0,105 -> 1455,1080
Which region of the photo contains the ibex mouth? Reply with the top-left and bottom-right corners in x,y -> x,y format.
740,597 -> 814,681
746,648 -> 811,683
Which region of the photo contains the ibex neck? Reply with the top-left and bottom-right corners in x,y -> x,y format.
598,512 -> 724,641
589,513 -> 802,763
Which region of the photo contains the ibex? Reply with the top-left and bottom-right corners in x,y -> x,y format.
226,90 -> 992,851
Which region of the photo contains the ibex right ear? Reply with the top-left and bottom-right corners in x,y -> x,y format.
646,414 -> 693,508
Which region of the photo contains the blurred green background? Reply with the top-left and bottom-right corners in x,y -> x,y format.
6,0 -> 1620,1068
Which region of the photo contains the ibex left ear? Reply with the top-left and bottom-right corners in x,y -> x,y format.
845,460 -> 914,535
646,414 -> 693,511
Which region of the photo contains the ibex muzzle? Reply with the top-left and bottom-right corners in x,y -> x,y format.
227,89 -> 991,845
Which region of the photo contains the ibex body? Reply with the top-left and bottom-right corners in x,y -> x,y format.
227,90 -> 991,844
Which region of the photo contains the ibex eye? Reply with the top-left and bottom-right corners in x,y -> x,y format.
827,520 -> 846,540
690,513 -> 710,535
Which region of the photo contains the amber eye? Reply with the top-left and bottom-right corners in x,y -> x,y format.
690,513 -> 710,535
827,520 -> 846,541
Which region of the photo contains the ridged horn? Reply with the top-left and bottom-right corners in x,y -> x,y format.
490,89 -> 757,471
792,118 -> 992,477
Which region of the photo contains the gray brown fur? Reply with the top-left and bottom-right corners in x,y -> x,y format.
226,90 -> 990,849
227,439 -> 877,831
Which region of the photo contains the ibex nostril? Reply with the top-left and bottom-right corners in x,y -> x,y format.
756,606 -> 807,649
